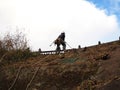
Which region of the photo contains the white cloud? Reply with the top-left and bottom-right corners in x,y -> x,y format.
0,0 -> 120,51
0,0 -> 16,34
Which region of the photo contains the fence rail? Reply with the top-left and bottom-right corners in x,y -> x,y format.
40,50 -> 64,54
40,49 -> 77,55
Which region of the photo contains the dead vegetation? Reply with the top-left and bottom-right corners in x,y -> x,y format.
0,34 -> 120,90
0,30 -> 31,63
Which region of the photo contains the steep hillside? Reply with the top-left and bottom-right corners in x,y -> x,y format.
0,40 -> 120,90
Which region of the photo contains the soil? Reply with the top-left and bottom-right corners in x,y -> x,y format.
0,40 -> 120,90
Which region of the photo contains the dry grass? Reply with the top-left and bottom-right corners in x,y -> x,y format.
0,30 -> 31,62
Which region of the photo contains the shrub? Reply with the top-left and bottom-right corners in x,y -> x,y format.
0,30 -> 31,61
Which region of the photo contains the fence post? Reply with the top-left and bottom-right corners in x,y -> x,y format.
98,41 -> 101,45
78,45 -> 81,49
38,48 -> 41,53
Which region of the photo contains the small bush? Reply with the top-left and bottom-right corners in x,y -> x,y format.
0,30 -> 31,62
4,48 -> 31,61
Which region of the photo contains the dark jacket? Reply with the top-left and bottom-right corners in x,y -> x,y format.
58,33 -> 65,41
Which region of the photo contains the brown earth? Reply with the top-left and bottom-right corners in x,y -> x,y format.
0,40 -> 120,90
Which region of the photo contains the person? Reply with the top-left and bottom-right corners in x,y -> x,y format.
58,32 -> 65,41
54,32 -> 66,51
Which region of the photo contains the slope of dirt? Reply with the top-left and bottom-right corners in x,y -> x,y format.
0,40 -> 120,90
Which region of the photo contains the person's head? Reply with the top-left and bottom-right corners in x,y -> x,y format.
61,32 -> 65,35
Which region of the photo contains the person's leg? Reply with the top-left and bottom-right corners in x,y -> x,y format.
56,44 -> 60,54
62,42 -> 66,50
56,44 -> 61,51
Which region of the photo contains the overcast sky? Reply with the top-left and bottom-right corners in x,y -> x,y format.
0,0 -> 120,51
